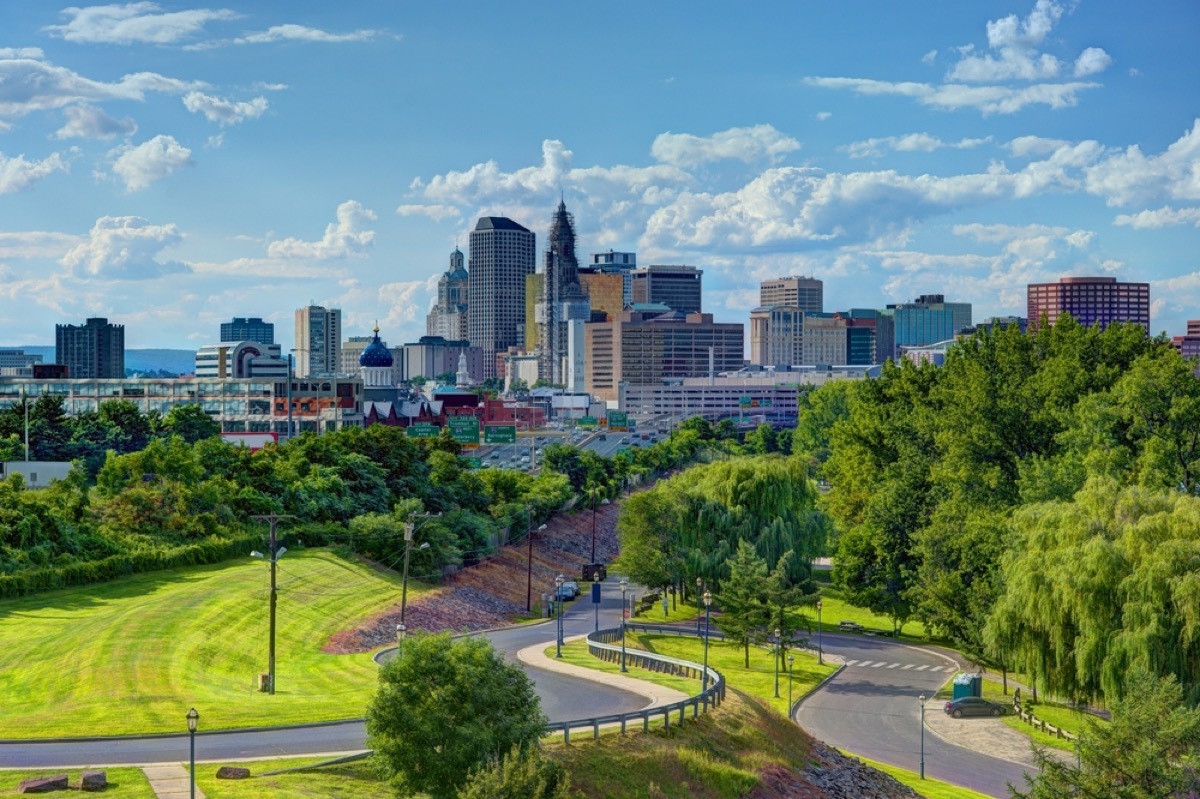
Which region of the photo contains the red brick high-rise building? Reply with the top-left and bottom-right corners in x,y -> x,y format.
1026,277 -> 1149,332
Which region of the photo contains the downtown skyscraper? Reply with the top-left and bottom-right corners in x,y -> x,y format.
468,217 -> 536,380
537,201 -> 589,386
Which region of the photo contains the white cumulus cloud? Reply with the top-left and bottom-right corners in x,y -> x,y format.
45,3 -> 240,45
1074,47 -> 1112,77
109,134 -> 192,191
183,91 -> 268,126
396,204 -> 461,222
1085,118 -> 1200,207
0,151 -> 69,193
54,104 -> 137,139
651,125 -> 801,167
1113,206 -> 1200,229
188,24 -> 383,50
267,200 -> 376,259
844,133 -> 990,159
60,215 -> 188,279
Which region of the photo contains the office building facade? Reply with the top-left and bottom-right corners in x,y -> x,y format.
631,265 -> 702,313
536,201 -> 589,385
195,342 -> 288,379
588,251 -> 637,306
749,306 -> 804,367
468,217 -> 536,380
760,277 -> 823,313
55,317 -> 124,379
889,295 -> 972,358
294,305 -> 342,378
426,248 -> 470,341
220,317 -> 274,344
1026,277 -> 1150,332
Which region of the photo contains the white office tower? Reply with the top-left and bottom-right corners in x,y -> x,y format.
294,305 -> 342,377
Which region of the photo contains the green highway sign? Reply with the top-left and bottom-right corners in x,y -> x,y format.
579,416 -> 598,428
484,424 -> 516,444
739,395 -> 753,407
407,422 -> 439,438
463,457 -> 483,469
448,416 -> 481,445
608,411 -> 628,430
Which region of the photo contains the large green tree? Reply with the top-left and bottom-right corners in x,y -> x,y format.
366,632 -> 546,799
715,539 -> 771,667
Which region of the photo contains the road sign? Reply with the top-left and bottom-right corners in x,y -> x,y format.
406,422 -> 439,438
484,424 -> 516,444
608,411 -> 628,430
463,456 -> 483,469
447,415 -> 481,445
579,416 -> 598,428
739,395 -> 752,407
760,397 -> 773,408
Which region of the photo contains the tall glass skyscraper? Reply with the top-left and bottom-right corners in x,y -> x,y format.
468,217 -> 536,380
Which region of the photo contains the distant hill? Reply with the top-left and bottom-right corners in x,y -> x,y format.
16,347 -> 196,377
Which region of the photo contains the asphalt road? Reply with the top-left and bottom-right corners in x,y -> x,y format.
0,581 -> 643,769
795,633 -> 1034,798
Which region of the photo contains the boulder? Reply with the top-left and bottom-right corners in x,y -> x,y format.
17,775 -> 69,793
216,766 -> 251,779
80,771 -> 107,792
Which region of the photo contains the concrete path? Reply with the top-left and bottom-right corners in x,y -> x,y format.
142,763 -> 204,799
517,634 -> 690,708
924,699 -> 1074,769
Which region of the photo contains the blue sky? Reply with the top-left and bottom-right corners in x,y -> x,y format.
1,1 -> 1198,350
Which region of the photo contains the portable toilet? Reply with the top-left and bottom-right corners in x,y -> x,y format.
952,673 -> 982,699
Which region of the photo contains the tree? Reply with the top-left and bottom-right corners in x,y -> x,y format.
158,404 -> 220,444
744,423 -> 777,454
366,632 -> 546,799
542,443 -> 585,492
715,539 -> 771,667
458,747 -> 577,799
1013,670 -> 1200,799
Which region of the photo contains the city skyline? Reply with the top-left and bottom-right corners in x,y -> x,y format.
1,1 -> 1198,349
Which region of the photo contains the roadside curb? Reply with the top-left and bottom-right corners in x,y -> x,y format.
516,635 -> 689,709
790,658 -> 846,720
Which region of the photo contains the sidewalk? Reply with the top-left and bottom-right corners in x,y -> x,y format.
923,695 -> 1074,769
517,635 -> 689,708
142,764 -> 204,799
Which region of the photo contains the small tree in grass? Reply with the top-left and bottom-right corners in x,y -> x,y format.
458,747 -> 578,799
366,632 -> 546,799
1012,670 -> 1200,799
715,539 -> 771,667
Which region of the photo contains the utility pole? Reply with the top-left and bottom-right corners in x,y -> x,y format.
250,513 -> 294,695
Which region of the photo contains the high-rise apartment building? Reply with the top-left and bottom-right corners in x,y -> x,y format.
889,294 -> 972,358
468,217 -> 536,380
220,317 -> 274,344
760,277 -> 823,313
1026,276 -> 1150,332
55,317 -> 124,379
584,309 -> 743,402
631,265 -> 702,313
425,248 -> 470,341
294,305 -> 342,377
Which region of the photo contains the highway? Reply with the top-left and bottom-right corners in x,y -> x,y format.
795,633 -> 1033,798
0,582 -> 642,769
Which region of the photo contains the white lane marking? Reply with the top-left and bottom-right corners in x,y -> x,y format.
844,660 -> 858,666
902,664 -> 915,670
916,665 -> 930,671
887,662 -> 900,668
870,661 -> 885,667
856,661 -> 874,667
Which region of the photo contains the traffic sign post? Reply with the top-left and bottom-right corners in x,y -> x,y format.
484,424 -> 516,444
608,411 -> 628,431
406,422 -> 439,438
447,416 -> 481,446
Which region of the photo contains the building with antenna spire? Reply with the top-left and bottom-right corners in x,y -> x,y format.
536,200 -> 590,388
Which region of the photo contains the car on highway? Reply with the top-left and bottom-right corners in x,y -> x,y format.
943,697 -> 1007,718
554,580 -> 580,600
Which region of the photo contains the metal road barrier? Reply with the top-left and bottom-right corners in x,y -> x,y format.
543,627 -> 726,744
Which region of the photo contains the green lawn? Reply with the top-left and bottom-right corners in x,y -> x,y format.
789,593 -> 931,641
0,768 -> 154,797
0,548 -> 423,738
195,758 -> 384,799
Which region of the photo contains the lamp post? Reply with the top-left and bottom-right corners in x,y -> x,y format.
526,512 -> 547,614
919,693 -> 927,779
787,654 -> 795,710
702,589 -> 712,691
816,599 -> 824,665
593,572 -> 601,633
774,627 -> 782,699
696,576 -> 703,635
589,493 -> 611,565
400,513 -> 440,625
186,707 -> 199,799
396,623 -> 406,646
250,513 -> 294,695
619,578 -> 628,672
555,574 -> 565,658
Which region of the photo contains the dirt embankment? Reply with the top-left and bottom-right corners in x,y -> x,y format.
324,500 -> 621,653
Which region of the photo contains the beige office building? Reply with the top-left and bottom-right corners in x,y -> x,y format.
760,276 -> 823,313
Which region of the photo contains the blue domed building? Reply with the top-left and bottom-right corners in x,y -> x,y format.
359,324 -> 395,388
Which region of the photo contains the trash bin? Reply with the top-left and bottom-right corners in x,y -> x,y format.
952,673 -> 982,700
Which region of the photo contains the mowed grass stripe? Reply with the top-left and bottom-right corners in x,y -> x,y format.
0,549 -> 420,738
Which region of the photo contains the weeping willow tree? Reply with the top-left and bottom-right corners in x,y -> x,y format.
985,479 -> 1200,706
616,454 -> 828,599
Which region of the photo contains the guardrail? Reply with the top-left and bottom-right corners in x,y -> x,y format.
1012,693 -> 1077,742
543,627 -> 725,744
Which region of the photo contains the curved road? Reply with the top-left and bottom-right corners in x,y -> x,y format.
795,633 -> 1032,798
0,582 -> 642,768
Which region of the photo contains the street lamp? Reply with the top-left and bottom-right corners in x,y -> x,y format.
619,578 -> 628,673
400,513 -> 440,625
396,623 -> 406,645
787,654 -> 795,710
816,599 -> 824,665
774,627 -> 782,698
555,574 -> 565,658
590,493 -> 611,564
702,590 -> 712,691
250,513 -> 294,695
696,576 -> 704,635
593,572 -> 601,632
186,707 -> 199,799
525,510 -> 547,613
919,693 -> 927,779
